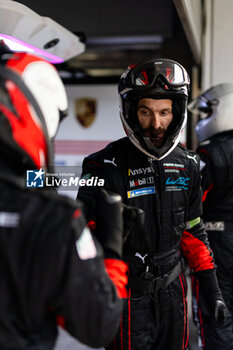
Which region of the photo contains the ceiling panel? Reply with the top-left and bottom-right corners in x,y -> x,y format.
13,0 -> 194,82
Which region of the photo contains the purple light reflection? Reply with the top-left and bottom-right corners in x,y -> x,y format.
0,34 -> 64,64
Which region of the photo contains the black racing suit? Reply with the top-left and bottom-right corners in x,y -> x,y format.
192,130 -> 233,350
78,137 -> 215,350
0,176 -> 126,350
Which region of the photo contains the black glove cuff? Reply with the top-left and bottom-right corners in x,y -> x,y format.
196,269 -> 222,302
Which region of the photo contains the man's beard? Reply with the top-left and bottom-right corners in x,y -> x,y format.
143,126 -> 166,147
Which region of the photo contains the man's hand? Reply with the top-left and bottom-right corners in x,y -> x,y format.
214,300 -> 228,328
196,269 -> 228,327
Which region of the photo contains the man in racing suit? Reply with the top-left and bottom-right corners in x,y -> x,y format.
77,58 -> 228,350
189,83 -> 233,349
0,51 -> 128,349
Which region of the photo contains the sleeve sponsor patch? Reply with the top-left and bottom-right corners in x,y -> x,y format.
186,217 -> 201,230
76,226 -> 97,260
0,212 -> 20,227
200,160 -> 206,171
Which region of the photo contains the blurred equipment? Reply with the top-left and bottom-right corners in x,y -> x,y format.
0,0 -> 85,63
188,83 -> 233,142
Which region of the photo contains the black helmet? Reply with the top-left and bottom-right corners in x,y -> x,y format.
0,52 -> 68,173
118,58 -> 190,160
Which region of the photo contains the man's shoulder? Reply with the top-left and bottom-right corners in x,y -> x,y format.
84,137 -> 129,165
174,143 -> 196,155
4,185 -> 84,237
25,187 -> 82,219
173,144 -> 200,166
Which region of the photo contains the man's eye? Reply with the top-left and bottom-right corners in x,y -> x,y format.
140,109 -> 150,115
161,110 -> 170,116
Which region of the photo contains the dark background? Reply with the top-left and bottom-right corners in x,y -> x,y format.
16,0 -> 195,84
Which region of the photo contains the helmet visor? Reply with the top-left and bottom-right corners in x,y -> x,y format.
129,59 -> 190,88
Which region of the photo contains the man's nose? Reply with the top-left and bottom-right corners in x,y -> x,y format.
151,113 -> 162,129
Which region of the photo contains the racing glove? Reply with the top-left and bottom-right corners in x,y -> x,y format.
94,188 -> 128,298
196,269 -> 228,327
122,204 -> 145,243
93,189 -> 145,258
94,188 -> 123,259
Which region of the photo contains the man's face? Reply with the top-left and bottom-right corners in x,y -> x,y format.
137,98 -> 173,147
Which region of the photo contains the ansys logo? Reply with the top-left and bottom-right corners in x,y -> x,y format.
26,169 -> 45,188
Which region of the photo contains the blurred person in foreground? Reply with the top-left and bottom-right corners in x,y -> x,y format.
77,58 -> 228,350
0,48 -> 129,350
189,83 -> 233,350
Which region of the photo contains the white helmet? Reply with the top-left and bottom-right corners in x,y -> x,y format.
188,83 -> 233,142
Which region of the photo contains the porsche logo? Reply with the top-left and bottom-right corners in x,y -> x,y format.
74,97 -> 96,128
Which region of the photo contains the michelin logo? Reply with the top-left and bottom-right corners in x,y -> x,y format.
26,169 -> 45,187
127,186 -> 155,198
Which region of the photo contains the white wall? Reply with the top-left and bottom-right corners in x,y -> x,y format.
212,0 -> 233,85
175,0 -> 233,89
173,0 -> 202,65
55,84 -> 125,167
54,84 -> 125,198
202,0 -> 233,89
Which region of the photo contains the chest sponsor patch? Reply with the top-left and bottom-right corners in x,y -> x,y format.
165,177 -> 190,191
127,186 -> 155,198
129,176 -> 154,188
163,162 -> 186,174
128,167 -> 152,176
